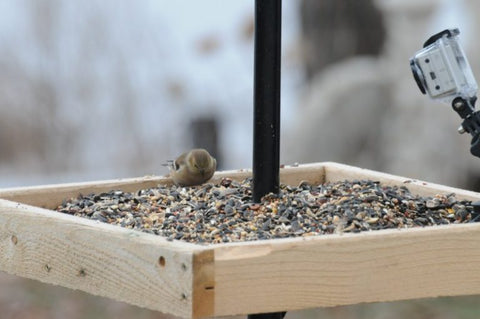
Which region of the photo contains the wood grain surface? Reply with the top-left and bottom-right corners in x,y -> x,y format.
212,222 -> 480,316
0,199 -> 202,318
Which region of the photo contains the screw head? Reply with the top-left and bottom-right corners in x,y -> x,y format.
453,99 -> 465,111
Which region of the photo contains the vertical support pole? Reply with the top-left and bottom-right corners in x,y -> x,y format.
252,0 -> 282,203
250,1 -> 285,319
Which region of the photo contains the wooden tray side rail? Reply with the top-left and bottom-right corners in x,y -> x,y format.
0,199 -> 203,318
0,165 -> 323,210
210,221 -> 480,317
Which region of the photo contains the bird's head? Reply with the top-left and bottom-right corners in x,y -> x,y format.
187,149 -> 216,176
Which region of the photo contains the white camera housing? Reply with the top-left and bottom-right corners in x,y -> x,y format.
410,29 -> 477,104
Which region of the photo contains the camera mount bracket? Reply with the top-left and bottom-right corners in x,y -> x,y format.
451,96 -> 480,157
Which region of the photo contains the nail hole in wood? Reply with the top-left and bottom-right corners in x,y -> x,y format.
205,286 -> 214,290
11,235 -> 17,245
158,256 -> 166,267
44,264 -> 51,273
78,268 -> 87,277
181,293 -> 187,300
181,263 -> 187,271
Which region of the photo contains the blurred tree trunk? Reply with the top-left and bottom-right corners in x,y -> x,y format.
190,116 -> 221,169
300,0 -> 386,80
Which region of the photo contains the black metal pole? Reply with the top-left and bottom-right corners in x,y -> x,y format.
252,0 -> 281,203
248,312 -> 287,319
250,0 -> 285,319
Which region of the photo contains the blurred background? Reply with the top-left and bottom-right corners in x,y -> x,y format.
1,0 -> 480,318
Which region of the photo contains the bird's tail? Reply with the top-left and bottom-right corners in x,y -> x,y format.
162,160 -> 175,169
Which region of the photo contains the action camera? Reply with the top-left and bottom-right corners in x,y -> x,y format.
410,29 -> 480,158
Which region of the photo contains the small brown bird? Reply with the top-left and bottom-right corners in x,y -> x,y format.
165,149 -> 217,186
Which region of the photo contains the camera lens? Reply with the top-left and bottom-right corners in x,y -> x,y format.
410,59 -> 426,94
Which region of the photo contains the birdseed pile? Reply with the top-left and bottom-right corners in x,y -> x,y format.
55,178 -> 476,244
